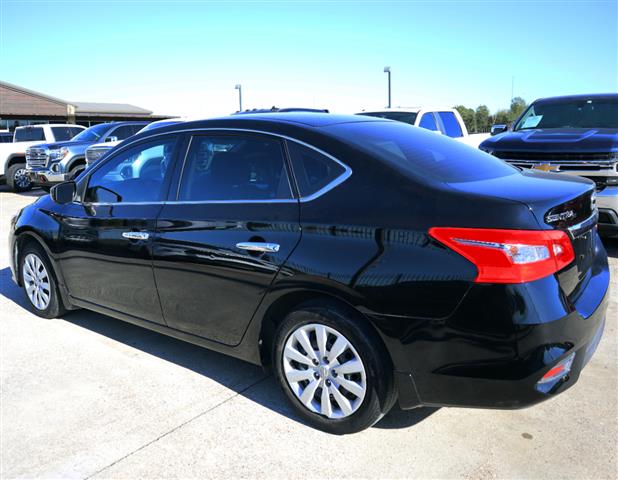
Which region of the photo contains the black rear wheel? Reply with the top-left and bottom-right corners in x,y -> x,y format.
273,301 -> 396,434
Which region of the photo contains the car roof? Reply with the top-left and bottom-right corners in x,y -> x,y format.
179,112 -> 385,129
533,93 -> 618,104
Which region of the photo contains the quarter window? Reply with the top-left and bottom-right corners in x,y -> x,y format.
178,135 -> 292,201
437,111 -> 464,138
418,113 -> 439,131
85,136 -> 178,203
287,142 -> 346,198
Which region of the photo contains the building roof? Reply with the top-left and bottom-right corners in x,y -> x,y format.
0,80 -> 68,106
72,101 -> 153,115
1,80 -> 161,118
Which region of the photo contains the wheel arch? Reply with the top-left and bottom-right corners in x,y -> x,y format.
66,156 -> 86,173
6,154 -> 26,170
256,289 -> 393,371
13,229 -> 74,310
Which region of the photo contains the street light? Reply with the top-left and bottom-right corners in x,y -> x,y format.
235,84 -> 242,112
383,66 -> 391,108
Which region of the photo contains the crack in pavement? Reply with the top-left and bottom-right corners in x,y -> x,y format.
84,374 -> 271,480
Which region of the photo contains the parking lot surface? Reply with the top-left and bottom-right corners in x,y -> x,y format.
1,186 -> 616,479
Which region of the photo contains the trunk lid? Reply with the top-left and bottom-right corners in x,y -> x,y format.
447,169 -> 597,297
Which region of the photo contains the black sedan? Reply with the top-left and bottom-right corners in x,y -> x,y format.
9,113 -> 609,434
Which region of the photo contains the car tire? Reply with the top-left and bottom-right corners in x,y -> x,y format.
19,242 -> 67,319
273,301 -> 396,434
7,163 -> 33,192
68,164 -> 85,181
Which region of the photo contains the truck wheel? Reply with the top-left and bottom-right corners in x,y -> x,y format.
7,163 -> 33,192
273,302 -> 396,434
68,165 -> 85,181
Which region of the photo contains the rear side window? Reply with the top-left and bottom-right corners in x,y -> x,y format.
287,141 -> 346,198
51,126 -> 82,142
418,113 -> 438,131
14,127 -> 45,142
178,135 -> 292,201
437,111 -> 463,138
327,121 -> 517,183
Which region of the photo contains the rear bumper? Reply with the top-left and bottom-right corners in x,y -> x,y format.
377,233 -> 610,410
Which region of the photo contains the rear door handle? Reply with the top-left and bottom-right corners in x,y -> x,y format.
236,242 -> 280,253
122,231 -> 150,241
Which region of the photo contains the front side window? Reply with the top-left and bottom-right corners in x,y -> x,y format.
287,141 -> 346,197
178,135 -> 292,201
437,112 -> 463,138
418,113 -> 439,131
85,136 -> 178,203
108,125 -> 141,141
14,127 -> 45,142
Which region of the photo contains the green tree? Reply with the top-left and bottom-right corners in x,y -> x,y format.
494,109 -> 511,125
509,96 -> 527,121
454,105 -> 476,133
475,105 -> 490,132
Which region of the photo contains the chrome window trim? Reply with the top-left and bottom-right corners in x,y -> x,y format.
100,127 -> 352,204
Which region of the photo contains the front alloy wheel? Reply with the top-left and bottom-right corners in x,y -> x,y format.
22,253 -> 51,310
283,323 -> 367,419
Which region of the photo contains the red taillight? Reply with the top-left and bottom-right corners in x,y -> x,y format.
428,227 -> 575,284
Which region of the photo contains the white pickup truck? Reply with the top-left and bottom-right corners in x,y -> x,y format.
0,124 -> 85,192
356,108 -> 490,148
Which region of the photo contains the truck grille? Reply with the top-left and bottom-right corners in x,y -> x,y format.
26,147 -> 48,167
494,151 -> 615,162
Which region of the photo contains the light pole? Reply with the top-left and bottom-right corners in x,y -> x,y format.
383,66 -> 391,108
235,84 -> 242,112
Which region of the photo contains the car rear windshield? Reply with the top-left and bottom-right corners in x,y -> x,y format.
514,98 -> 618,130
360,111 -> 418,125
327,121 -> 517,183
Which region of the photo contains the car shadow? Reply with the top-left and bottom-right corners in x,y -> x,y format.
602,237 -> 618,258
0,184 -> 46,197
0,266 -> 434,432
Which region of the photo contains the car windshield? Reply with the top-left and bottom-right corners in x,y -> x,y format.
71,123 -> 111,142
328,121 -> 518,183
514,98 -> 618,130
360,111 -> 419,125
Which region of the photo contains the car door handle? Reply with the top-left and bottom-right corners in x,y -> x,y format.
236,242 -> 280,253
122,231 -> 150,241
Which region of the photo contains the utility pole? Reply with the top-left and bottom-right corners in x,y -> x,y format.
235,84 -> 242,112
384,66 -> 391,108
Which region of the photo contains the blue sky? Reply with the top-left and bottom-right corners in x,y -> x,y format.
1,0 -> 616,117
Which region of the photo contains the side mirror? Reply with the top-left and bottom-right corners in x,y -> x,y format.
50,181 -> 76,204
105,136 -> 118,143
491,124 -> 508,136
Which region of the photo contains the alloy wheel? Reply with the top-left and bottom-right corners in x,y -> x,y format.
22,253 -> 51,310
282,323 -> 367,419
